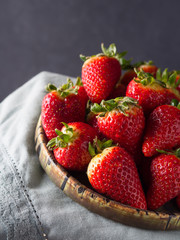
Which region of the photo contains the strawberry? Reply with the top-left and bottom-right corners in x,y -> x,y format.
120,69 -> 137,86
90,97 -> 145,163
73,77 -> 89,109
142,100 -> 180,157
146,149 -> 180,210
47,122 -> 97,171
80,43 -> 126,103
139,63 -> 158,78
86,111 -> 105,140
126,68 -> 180,115
87,139 -> 147,209
41,79 -> 87,140
121,61 -> 157,86
107,82 -> 127,99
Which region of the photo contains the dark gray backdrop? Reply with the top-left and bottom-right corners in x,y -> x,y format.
0,0 -> 180,102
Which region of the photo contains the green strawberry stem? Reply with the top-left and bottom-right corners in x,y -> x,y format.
88,137 -> 113,157
134,68 -> 166,88
47,123 -> 74,150
80,43 -> 155,71
156,148 -> 180,158
75,76 -> 83,86
45,78 -> 80,98
171,99 -> 180,109
91,97 -> 139,117
135,68 -> 180,89
80,43 -> 134,70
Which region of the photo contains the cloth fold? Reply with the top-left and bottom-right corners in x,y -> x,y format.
0,72 -> 179,240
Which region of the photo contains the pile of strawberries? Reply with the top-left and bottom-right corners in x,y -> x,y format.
41,43 -> 180,211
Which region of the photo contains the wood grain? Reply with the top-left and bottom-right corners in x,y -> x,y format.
35,116 -> 180,230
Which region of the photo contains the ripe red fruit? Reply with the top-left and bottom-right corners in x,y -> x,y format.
126,69 -> 180,115
120,69 -> 137,86
90,97 -> 145,163
47,122 -> 97,171
121,62 -> 158,86
86,111 -> 105,140
142,101 -> 180,157
41,79 -> 87,140
139,64 -> 158,78
81,43 -> 124,103
73,77 -> 89,109
146,149 -> 180,210
87,142 -> 147,209
107,82 -> 127,99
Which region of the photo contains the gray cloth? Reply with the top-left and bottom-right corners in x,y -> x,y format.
0,72 -> 179,240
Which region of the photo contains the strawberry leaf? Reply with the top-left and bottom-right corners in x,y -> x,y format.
101,43 -> 117,57
75,77 -> 83,86
47,124 -> 74,150
156,148 -> 180,158
46,84 -> 57,92
162,68 -> 168,83
80,54 -> 90,62
88,137 -> 114,157
91,97 -> 139,116
88,142 -> 96,157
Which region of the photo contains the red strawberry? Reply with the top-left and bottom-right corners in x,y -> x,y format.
41,79 -> 86,140
121,61 -> 157,86
142,100 -> 180,157
138,156 -> 152,192
87,140 -> 147,209
126,69 -> 180,115
73,77 -> 89,109
139,63 -> 158,78
86,111 -> 105,140
107,82 -> 127,99
120,69 -> 137,86
90,97 -> 145,164
146,149 -> 180,210
176,195 -> 180,209
47,122 -> 97,171
81,43 -> 126,103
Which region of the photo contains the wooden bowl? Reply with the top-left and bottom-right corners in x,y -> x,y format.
35,116 -> 180,230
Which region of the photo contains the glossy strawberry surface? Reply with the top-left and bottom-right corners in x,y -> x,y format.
53,122 -> 97,171
142,105 -> 180,157
86,112 -> 105,140
42,91 -> 85,140
126,79 -> 167,115
120,65 -> 157,86
75,85 -> 89,109
97,105 -> 145,158
87,146 -> 147,209
82,56 -> 121,103
147,154 -> 180,210
139,64 -> 158,78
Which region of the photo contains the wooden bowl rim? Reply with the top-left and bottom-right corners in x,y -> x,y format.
35,115 -> 180,230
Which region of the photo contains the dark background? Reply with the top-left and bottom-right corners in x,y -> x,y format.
0,0 -> 180,102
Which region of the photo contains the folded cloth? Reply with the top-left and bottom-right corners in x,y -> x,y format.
0,72 -> 179,240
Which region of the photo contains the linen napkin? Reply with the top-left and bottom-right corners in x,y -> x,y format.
0,72 -> 179,240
